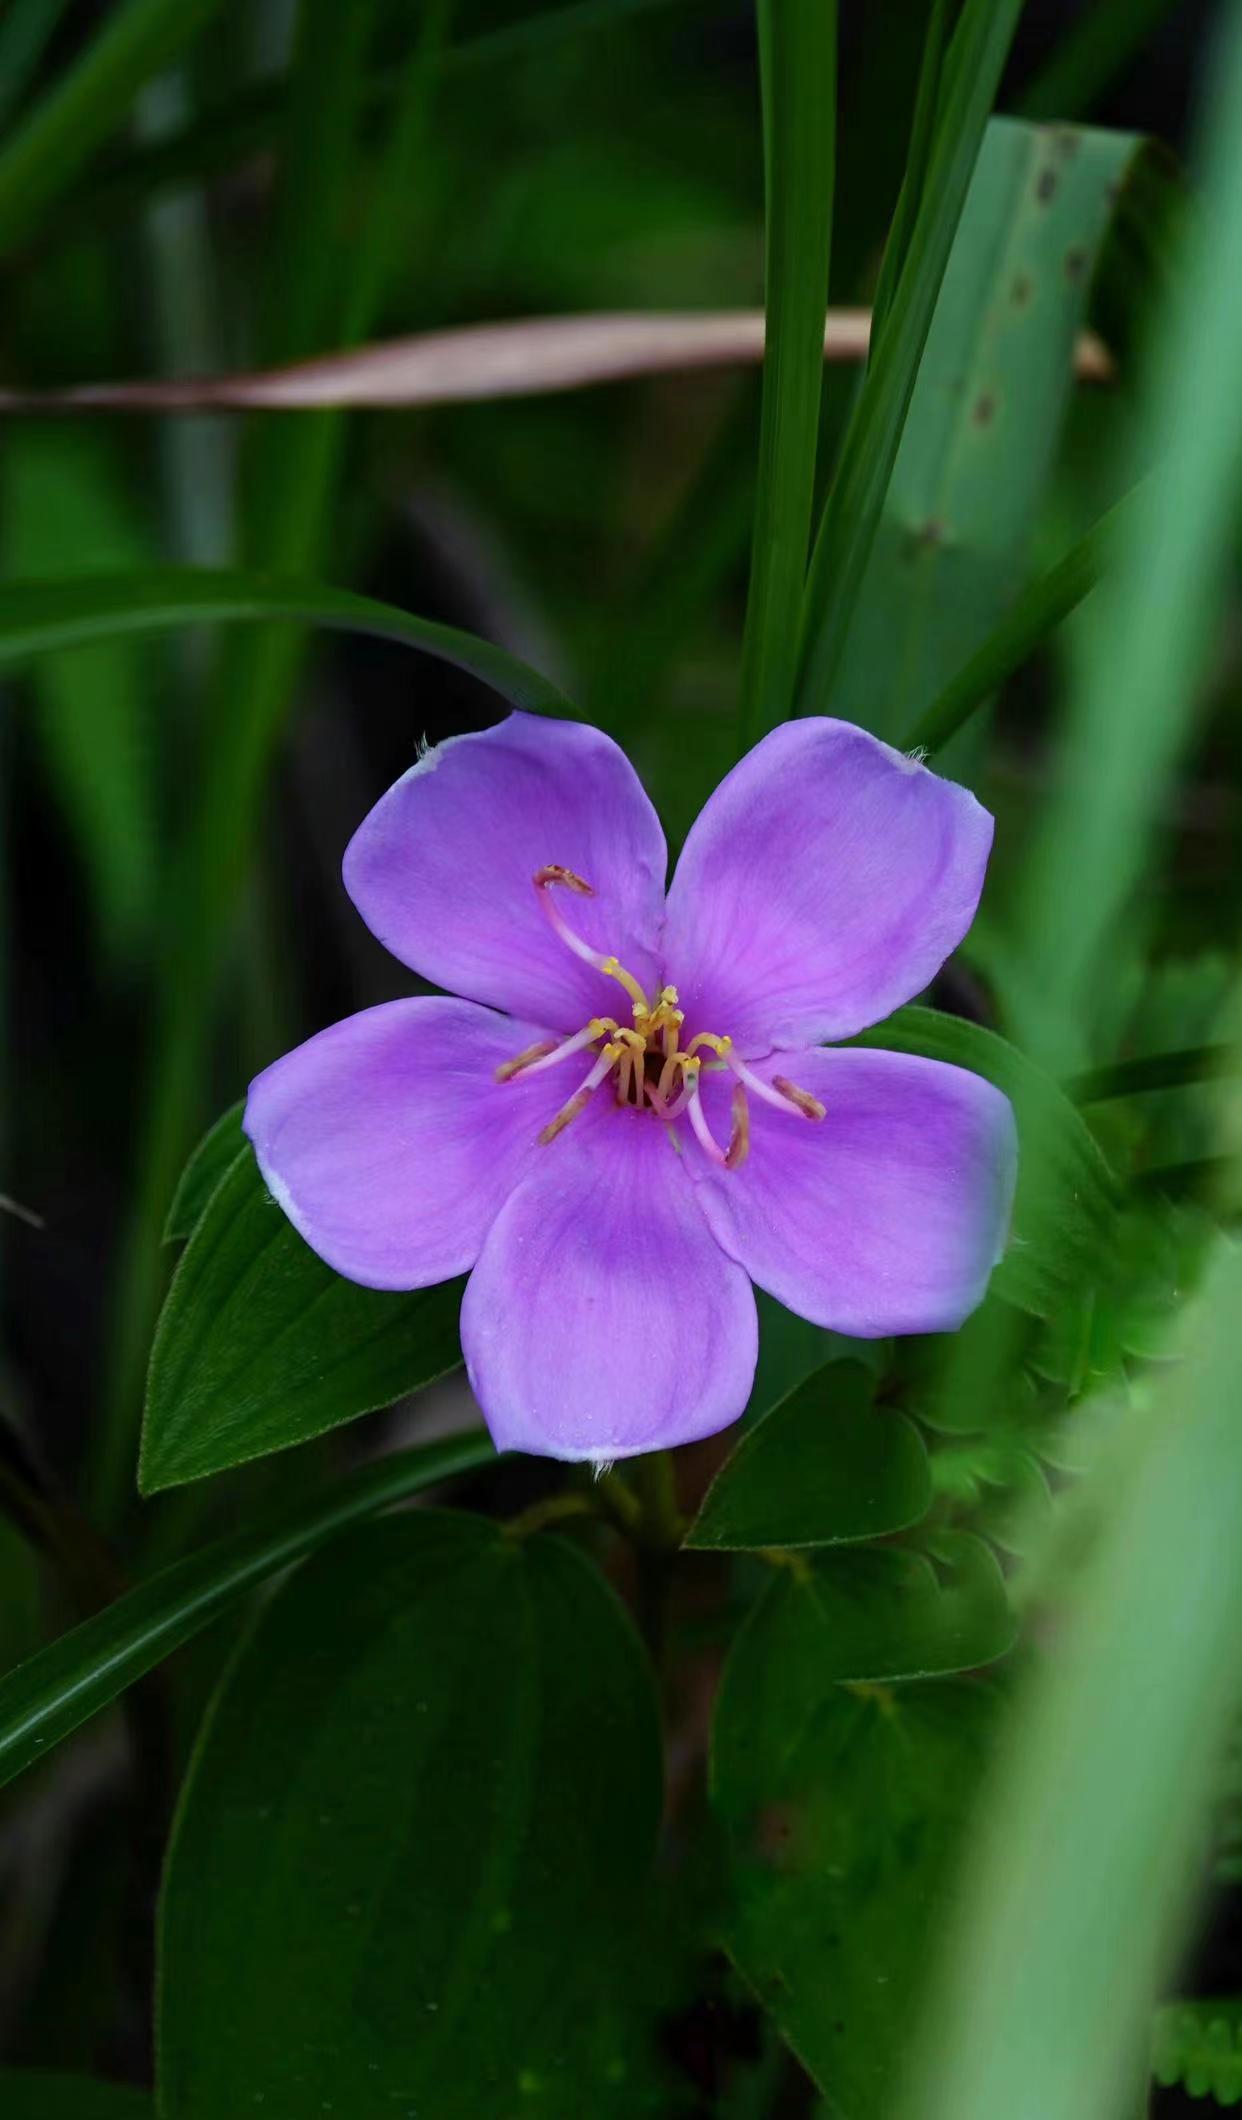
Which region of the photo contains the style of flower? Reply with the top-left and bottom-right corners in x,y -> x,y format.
244,714 -> 1017,1462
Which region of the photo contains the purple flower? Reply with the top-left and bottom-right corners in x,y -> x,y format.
244,714 -> 1016,1462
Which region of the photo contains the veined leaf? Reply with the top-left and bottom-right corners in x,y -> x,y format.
0,1432 -> 492,1791
158,1514 -> 671,2118
855,1006 -> 1118,1317
163,1101 -> 244,1242
714,1663 -> 999,2115
142,1148 -> 464,1491
687,1360 -> 930,1551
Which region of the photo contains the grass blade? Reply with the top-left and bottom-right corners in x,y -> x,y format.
0,1432 -> 493,1792
737,0 -> 836,749
0,567 -> 572,710
0,0 -> 226,257
794,0 -> 1025,717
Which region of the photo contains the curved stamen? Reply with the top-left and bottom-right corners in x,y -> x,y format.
496,1017 -> 616,1083
538,1041 -> 623,1145
727,1050 -> 826,1122
534,866 -> 652,1014
684,1061 -> 750,1170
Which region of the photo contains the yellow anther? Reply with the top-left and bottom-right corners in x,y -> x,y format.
657,985 -> 679,1008
494,1038 -> 557,1083
600,954 -> 651,1013
684,1031 -> 732,1060
587,1016 -> 618,1040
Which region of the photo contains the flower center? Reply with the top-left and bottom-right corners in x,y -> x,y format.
494,865 -> 826,1172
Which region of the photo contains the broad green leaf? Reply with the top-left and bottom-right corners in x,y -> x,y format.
0,567 -> 571,712
719,1531 -> 1013,1707
687,1361 -> 930,1551
854,1006 -> 1118,1317
163,1101 -> 244,1242
142,1147 -> 465,1491
0,1432 -> 491,1792
3,427 -> 158,965
713,1675 -> 997,2116
0,2072 -> 150,2118
737,0 -> 836,746
830,119 -> 1152,745
158,1513 -> 672,2118
796,0 -> 1024,714
744,1288 -> 884,1427
0,0 -> 226,257
1151,2000 -> 1242,2106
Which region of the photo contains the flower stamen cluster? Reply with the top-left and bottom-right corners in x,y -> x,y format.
496,865 -> 826,1171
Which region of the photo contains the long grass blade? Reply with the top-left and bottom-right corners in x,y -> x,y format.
737,0 -> 836,750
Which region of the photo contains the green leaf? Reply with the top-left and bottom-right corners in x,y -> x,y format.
713,1675 -> 997,2116
0,2073 -> 150,2118
719,1531 -> 1013,1704
687,1360 -> 931,1551
163,1101 -> 244,1242
795,0 -> 1024,715
829,119 -> 1152,745
0,1432 -> 492,1792
1152,2000 -> 1242,2107
854,1006 -> 1118,1317
737,0 -> 836,747
158,1513 -> 671,2118
142,1147 -> 465,1491
0,566 -> 572,713
0,0 -> 226,257
903,488 -> 1118,756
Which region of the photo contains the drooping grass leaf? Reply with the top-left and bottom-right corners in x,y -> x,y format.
854,1006 -> 1118,1318
157,1515 -> 671,2118
142,1148 -> 465,1491
686,1360 -> 930,1551
0,566 -> 572,709
737,0 -> 836,748
0,1432 -> 492,1792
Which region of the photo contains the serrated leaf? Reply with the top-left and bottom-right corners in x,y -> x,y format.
687,1360 -> 930,1551
163,1100 -> 244,1242
1152,2000 -> 1242,2106
158,1513 -> 675,2118
855,1005 -> 1117,1317
142,1147 -> 463,1491
713,1675 -> 997,2116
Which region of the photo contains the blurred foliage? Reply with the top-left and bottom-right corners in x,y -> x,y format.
0,1 -> 1238,2116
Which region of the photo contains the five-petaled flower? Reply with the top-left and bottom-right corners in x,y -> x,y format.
245,714 -> 1017,1462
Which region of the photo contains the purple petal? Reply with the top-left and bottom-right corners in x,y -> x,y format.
690,1045 -> 1017,1337
244,997 -> 575,1290
661,719 -> 994,1051
343,713 -> 667,1030
460,1101 -> 757,1460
